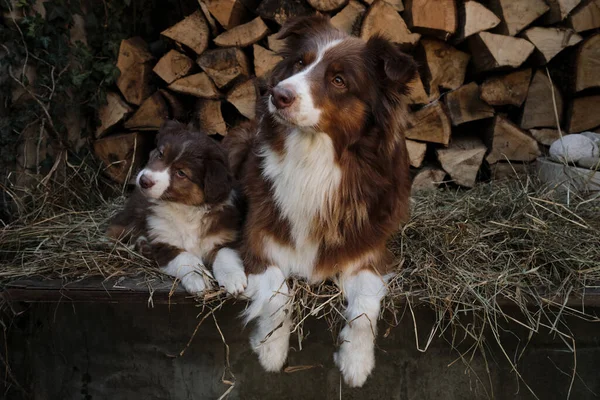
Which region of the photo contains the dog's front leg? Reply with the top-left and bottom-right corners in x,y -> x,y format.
334,268 -> 388,387
243,266 -> 292,372
152,242 -> 209,295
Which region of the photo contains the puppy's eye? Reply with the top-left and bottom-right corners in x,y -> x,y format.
332,75 -> 346,88
175,169 -> 186,178
157,149 -> 164,159
296,58 -> 304,67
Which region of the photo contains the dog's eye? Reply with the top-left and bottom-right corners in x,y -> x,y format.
332,75 -> 346,88
296,58 -> 304,67
157,149 -> 164,159
175,169 -> 186,178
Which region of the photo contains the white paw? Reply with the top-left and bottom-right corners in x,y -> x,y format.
180,273 -> 207,295
212,248 -> 247,296
215,268 -> 247,296
333,326 -> 375,388
250,322 -> 290,372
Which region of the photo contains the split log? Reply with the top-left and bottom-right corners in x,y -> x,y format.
444,82 -> 494,125
491,162 -> 530,180
575,33 -> 600,93
362,0 -> 404,11
159,89 -> 186,120
93,132 -> 150,184
96,92 -> 133,138
124,92 -> 169,130
161,11 -> 210,55
361,1 -> 421,47
257,0 -> 313,25
567,95 -> 600,133
421,39 -> 470,97
404,0 -> 457,38
468,32 -> 535,72
198,0 -> 219,36
116,37 -> 154,106
405,101 -> 452,145
267,34 -> 286,53
487,115 -> 541,163
530,128 -> 562,145
520,70 -> 563,129
214,17 -> 269,47
567,0 -> 600,32
204,0 -> 249,30
168,73 -> 220,98
480,69 -> 532,107
227,79 -> 258,119
411,168 -> 447,192
488,0 -> 549,36
541,0 -> 581,24
307,0 -> 348,12
197,48 -> 250,88
152,50 -> 194,84
522,27 -> 582,64
456,1 -> 501,41
406,73 -> 430,105
330,0 -> 366,35
253,44 -> 283,78
436,136 -> 487,188
406,140 -> 427,168
195,99 -> 227,136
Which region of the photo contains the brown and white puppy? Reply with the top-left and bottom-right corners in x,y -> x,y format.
223,15 -> 416,387
107,121 -> 247,295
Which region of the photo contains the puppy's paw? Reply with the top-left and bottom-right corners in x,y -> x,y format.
180,273 -> 207,295
213,248 -> 247,296
250,327 -> 289,372
334,326 -> 375,388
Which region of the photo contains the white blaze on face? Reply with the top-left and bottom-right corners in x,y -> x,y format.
269,39 -> 342,127
136,168 -> 170,199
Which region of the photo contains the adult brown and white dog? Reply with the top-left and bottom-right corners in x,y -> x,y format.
107,121 -> 247,296
223,15 -> 416,387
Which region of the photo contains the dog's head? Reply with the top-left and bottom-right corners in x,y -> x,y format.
267,15 -> 417,148
136,121 -> 232,206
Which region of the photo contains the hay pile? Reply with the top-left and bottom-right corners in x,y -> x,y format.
1,177 -> 600,393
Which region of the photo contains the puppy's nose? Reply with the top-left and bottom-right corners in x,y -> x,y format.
271,86 -> 296,109
139,174 -> 154,189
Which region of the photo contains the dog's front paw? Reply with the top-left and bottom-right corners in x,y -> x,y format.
250,326 -> 290,372
334,326 -> 375,388
213,248 -> 247,296
180,273 -> 207,295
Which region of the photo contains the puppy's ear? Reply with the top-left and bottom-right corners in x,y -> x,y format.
204,159 -> 232,204
366,36 -> 417,93
276,14 -> 332,41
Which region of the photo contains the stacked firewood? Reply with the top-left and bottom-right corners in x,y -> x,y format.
93,0 -> 600,189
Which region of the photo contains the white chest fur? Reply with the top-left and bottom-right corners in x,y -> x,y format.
146,202 -> 213,259
260,130 -> 342,279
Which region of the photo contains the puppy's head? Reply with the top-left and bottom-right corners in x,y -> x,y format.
136,121 -> 232,206
268,15 -> 417,146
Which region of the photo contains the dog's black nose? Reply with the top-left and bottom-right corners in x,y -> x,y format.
271,86 -> 296,109
139,174 -> 154,189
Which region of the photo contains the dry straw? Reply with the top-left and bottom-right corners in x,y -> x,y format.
1,171 -> 600,397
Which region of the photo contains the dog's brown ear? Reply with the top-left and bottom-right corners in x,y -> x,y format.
276,14 -> 332,41
366,36 -> 417,91
204,159 -> 232,204
157,120 -> 186,140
